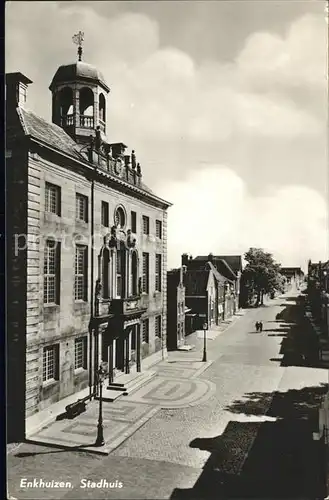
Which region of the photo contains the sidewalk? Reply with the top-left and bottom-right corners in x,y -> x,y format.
169,310 -> 247,363
10,310 -> 248,457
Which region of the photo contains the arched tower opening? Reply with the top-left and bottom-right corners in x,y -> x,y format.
99,93 -> 106,133
79,87 -> 94,129
56,87 -> 74,128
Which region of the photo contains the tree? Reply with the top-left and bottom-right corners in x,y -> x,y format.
242,248 -> 283,306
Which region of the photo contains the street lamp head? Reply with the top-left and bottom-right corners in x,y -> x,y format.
97,365 -> 106,383
203,322 -> 208,330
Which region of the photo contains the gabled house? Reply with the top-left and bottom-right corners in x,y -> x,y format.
182,253 -> 240,318
167,266 -> 188,350
184,269 -> 217,331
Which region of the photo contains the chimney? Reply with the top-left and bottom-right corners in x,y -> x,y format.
6,72 -> 33,109
182,253 -> 189,267
208,253 -> 213,262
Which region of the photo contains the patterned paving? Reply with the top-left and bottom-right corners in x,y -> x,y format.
125,375 -> 216,408
154,360 -> 213,380
28,401 -> 160,454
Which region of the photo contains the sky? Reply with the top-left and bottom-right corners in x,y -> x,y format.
6,0 -> 329,270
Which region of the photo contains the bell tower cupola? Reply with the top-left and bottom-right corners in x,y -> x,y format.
49,31 -> 110,145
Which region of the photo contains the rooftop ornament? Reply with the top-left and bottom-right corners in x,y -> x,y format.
72,31 -> 85,62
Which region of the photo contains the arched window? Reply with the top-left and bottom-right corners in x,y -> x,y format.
79,87 -> 94,128
114,206 -> 126,229
58,87 -> 73,127
99,93 -> 106,131
102,248 -> 110,299
131,250 -> 138,296
116,243 -> 126,298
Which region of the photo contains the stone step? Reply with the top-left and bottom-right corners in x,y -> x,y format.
106,370 -> 156,398
106,385 -> 126,392
107,381 -> 126,389
178,344 -> 195,351
124,370 -> 156,395
99,389 -> 124,403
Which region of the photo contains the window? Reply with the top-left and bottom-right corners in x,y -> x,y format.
155,315 -> 162,338
19,84 -> 27,104
156,220 -> 162,239
102,248 -> 110,299
142,253 -> 149,293
155,254 -> 162,292
131,250 -> 138,296
116,246 -> 124,298
44,240 -> 60,304
45,182 -> 61,216
101,201 -> 109,227
131,211 -> 137,233
76,193 -> 88,222
75,245 -> 88,301
75,337 -> 87,370
43,345 -> 59,382
142,215 -> 149,235
142,319 -> 149,343
114,206 -> 125,228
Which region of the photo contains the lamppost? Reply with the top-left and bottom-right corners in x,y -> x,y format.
95,365 -> 105,447
202,322 -> 208,362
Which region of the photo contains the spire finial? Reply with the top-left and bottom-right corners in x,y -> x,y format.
72,31 -> 84,61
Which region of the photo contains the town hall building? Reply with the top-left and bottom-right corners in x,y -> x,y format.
6,41 -> 171,440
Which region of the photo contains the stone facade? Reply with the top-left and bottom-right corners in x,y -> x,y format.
6,64 -> 171,440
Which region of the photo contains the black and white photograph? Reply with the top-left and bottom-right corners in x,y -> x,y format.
5,0 -> 329,498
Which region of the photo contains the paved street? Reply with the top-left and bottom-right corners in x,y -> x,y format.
8,291 -> 328,499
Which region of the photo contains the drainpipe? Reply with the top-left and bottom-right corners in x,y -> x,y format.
88,146 -> 96,398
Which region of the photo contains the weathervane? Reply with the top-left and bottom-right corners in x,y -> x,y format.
72,31 -> 84,61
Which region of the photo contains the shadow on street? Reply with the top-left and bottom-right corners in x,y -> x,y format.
170,384 -> 328,499
171,295 -> 328,499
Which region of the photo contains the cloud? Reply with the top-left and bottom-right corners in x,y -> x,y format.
155,167 -> 328,269
6,3 -> 324,142
237,14 -> 327,88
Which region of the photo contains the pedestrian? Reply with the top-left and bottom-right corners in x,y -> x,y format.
255,321 -> 259,332
259,321 -> 263,332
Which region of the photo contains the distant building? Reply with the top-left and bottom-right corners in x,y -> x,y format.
6,49 -> 171,439
281,267 -> 305,288
167,266 -> 188,350
182,254 -> 241,318
179,253 -> 239,330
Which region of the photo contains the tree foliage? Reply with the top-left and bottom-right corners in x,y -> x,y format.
241,247 -> 284,305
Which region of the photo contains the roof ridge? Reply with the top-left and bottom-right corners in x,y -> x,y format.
16,106 -> 28,134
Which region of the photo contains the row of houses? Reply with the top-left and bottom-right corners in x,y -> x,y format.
5,48 -> 244,441
167,253 -> 242,350
307,259 -> 329,337
307,260 -> 329,495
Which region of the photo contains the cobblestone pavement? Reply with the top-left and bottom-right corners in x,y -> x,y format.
8,291 -> 328,499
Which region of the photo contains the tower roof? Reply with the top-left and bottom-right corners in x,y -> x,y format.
49,61 -> 110,92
